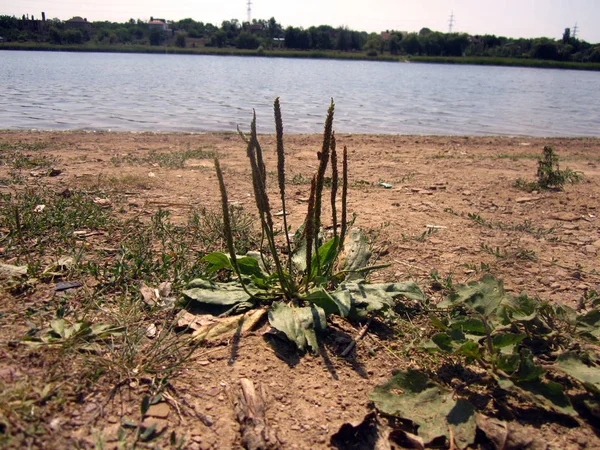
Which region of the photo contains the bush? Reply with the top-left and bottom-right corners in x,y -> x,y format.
536,146 -> 581,189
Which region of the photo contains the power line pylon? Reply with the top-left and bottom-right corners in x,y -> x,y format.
247,0 -> 252,23
448,12 -> 455,33
572,22 -> 578,39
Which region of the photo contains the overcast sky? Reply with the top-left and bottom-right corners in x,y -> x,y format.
3,0 -> 599,43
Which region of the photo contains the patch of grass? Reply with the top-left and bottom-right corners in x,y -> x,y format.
513,177 -> 539,192
188,205 -> 259,255
111,146 -> 215,169
0,141 -> 54,170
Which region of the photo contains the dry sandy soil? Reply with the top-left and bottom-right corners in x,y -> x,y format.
1,130 -> 600,449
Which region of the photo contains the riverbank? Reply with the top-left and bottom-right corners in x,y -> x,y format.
1,131 -> 600,448
3,42 -> 600,70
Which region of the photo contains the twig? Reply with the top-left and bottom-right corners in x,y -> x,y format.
341,316 -> 374,357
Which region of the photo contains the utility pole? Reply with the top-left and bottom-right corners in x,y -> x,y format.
572,22 -> 578,39
247,0 -> 252,23
448,11 -> 455,33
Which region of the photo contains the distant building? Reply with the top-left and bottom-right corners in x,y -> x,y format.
65,16 -> 92,33
17,12 -> 50,36
148,17 -> 169,32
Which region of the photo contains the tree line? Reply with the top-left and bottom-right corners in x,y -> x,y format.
1,14 -> 599,63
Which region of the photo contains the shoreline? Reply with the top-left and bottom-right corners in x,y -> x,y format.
3,43 -> 600,71
2,129 -> 600,140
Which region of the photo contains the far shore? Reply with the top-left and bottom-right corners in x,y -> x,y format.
3,43 -> 600,71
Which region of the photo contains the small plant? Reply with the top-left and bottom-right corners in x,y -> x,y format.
180,99 -> 422,353
537,146 -> 581,189
368,275 -> 600,448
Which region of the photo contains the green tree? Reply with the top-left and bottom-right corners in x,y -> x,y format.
149,28 -> 164,46
175,32 -> 186,48
402,33 -> 421,54
531,38 -> 559,60
236,31 -> 259,49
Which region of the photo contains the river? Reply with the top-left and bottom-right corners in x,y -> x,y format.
1,50 -> 599,136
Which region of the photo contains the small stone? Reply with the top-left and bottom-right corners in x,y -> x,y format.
141,418 -> 168,435
515,196 -> 540,203
551,212 -> 580,222
146,402 -> 170,419
585,245 -> 598,255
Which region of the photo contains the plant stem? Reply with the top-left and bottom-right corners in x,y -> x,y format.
274,97 -> 293,275
305,176 -> 317,290
313,99 -> 335,275
330,133 -> 338,241
214,157 -> 254,299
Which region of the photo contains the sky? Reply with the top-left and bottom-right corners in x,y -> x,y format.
3,0 -> 600,43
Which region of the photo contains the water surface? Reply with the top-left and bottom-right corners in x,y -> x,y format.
1,51 -> 599,136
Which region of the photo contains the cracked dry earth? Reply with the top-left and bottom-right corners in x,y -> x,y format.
1,131 -> 600,449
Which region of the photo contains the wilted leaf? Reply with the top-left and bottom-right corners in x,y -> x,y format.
181,279 -> 257,315
369,369 -> 476,446
191,308 -> 267,342
338,229 -> 372,281
555,351 -> 600,395
330,412 -> 395,450
268,303 -> 326,353
0,263 -> 28,279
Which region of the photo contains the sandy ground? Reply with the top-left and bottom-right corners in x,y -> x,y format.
1,130 -> 600,449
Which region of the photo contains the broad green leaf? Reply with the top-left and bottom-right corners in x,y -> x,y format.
369,370 -> 476,446
497,353 -> 520,374
517,379 -> 575,416
513,350 -> 545,382
268,303 -> 326,353
428,314 -> 448,331
447,399 -> 477,449
500,292 -> 539,323
304,288 -> 351,318
577,310 -> 600,341
442,275 -> 507,318
335,281 -> 424,320
455,341 -> 482,359
499,378 -> 575,416
202,252 -> 232,275
450,317 -> 486,334
237,256 -> 264,278
310,237 -> 339,278
492,332 -> 526,350
556,352 -> 600,395
431,333 -> 454,352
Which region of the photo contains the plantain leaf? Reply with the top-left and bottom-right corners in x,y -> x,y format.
237,256 -> 265,278
303,287 -> 351,317
268,303 -> 326,353
555,351 -> 600,395
369,369 -> 476,447
310,236 -> 339,278
202,252 -> 232,275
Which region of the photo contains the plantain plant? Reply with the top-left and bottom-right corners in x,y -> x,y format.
180,99 -> 423,353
